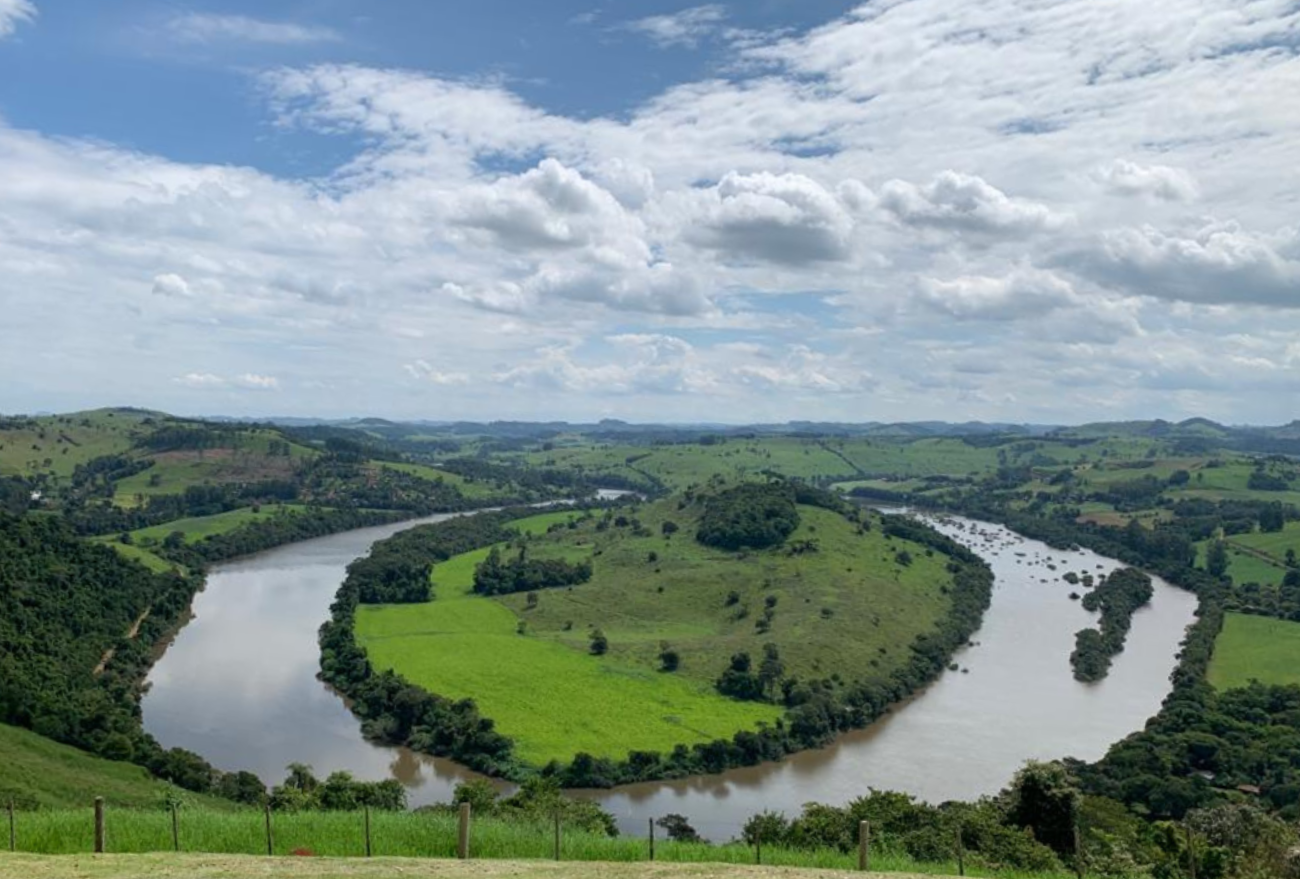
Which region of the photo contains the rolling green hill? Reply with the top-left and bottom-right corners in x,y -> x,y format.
0,723 -> 233,810
355,493 -> 956,765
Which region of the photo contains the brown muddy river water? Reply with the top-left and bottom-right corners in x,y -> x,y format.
142,511 -> 1197,840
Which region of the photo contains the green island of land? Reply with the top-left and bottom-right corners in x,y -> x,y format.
354,492 -> 954,765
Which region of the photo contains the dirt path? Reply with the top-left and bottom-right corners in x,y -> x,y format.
92,607 -> 151,677
0,854 -> 945,879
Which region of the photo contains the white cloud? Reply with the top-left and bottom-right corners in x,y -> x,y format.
621,5 -> 727,49
152,273 -> 192,298
0,0 -> 34,39
7,0 -> 1300,422
1094,160 -> 1198,202
172,373 -> 280,391
166,13 -> 340,45
680,171 -> 857,264
405,361 -> 470,386
235,374 -> 280,390
173,373 -> 226,389
916,269 -> 1078,321
1067,222 -> 1300,308
879,172 -> 1068,238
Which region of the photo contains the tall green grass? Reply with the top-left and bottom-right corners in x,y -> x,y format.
3,808 -> 1074,878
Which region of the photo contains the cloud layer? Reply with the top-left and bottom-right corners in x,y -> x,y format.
3,0 -> 1300,422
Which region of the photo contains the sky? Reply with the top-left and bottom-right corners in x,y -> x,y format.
1,0 -> 1298,424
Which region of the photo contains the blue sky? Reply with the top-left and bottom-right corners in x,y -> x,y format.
1,0 -> 1299,423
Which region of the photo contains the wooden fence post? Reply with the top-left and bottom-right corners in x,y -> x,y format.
648,818 -> 655,861
756,837 -> 762,865
1074,822 -> 1085,879
858,820 -> 871,871
955,824 -> 965,877
264,804 -> 274,857
364,805 -> 372,858
553,810 -> 561,861
1185,824 -> 1197,879
7,799 -> 14,852
171,803 -> 179,852
457,802 -> 471,860
93,797 -> 105,854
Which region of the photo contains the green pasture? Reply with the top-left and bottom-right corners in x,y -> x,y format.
1209,613 -> 1300,690
0,409 -> 151,480
0,723 -> 232,811
357,501 -> 951,765
380,462 -> 503,500
123,505 -> 308,546
1195,540 -> 1286,586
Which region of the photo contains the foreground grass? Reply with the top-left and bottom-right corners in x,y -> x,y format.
1209,612 -> 1300,690
0,724 -> 232,811
0,809 -> 1056,879
0,853 -> 970,879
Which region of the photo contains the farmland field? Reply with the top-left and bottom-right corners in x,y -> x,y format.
356,499 -> 952,764
1208,613 -> 1300,690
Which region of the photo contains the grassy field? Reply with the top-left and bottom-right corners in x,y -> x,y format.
112,433 -> 313,505
380,462 -> 503,500
0,809 -> 1022,878
0,409 -> 152,480
1208,613 -> 1300,690
123,505 -> 309,546
0,724 -> 232,811
356,501 -> 952,764
1194,540 -> 1286,587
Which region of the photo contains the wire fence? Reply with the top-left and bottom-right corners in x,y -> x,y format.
1,798 -> 1059,877
5,797 -> 1211,879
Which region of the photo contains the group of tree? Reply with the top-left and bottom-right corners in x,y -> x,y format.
1069,568 -> 1155,682
695,482 -> 800,551
472,545 -> 593,596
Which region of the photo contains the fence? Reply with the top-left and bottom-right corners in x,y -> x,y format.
1,798 -> 1015,875
9,797 -> 1209,879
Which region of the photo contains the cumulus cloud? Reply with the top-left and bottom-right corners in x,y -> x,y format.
405,360 -> 470,385
879,172 -> 1068,238
494,335 -> 712,395
733,345 -> 874,394
152,273 -> 192,298
621,5 -> 727,48
453,159 -> 645,255
0,0 -> 34,38
171,373 -> 279,391
1094,160 -> 1198,202
1066,222 -> 1300,308
682,171 -> 857,264
166,13 -> 340,45
9,0 -> 1300,422
916,269 -> 1078,321
173,373 -> 226,389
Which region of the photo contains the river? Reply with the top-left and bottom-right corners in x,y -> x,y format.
142,510 -> 1197,840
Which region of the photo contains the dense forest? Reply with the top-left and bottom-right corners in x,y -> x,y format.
0,512 -> 243,798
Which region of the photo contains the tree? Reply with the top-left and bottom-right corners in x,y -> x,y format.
659,642 -> 680,672
1004,761 -> 1081,856
657,813 -> 703,843
1206,541 -> 1229,578
759,643 -> 785,699
1260,503 -> 1286,533
1287,548 -> 1297,569
743,810 -> 790,848
661,520 -> 679,538
589,628 -> 609,656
